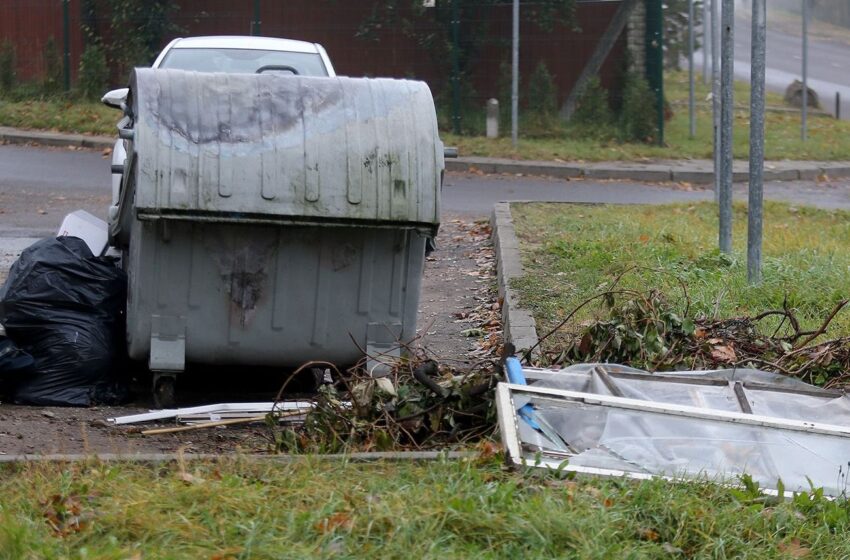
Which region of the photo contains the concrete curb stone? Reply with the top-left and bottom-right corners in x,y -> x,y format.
490,202 -> 539,358
447,155 -> 850,185
0,126 -> 113,150
3,125 -> 849,185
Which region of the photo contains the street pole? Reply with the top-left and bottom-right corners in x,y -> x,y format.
62,0 -> 71,93
748,0 -> 766,284
802,0 -> 809,141
511,0 -> 519,148
689,0 -> 696,138
711,0 -> 721,203
702,0 -> 714,85
450,0 -> 461,135
719,0 -> 734,254
646,0 -> 664,145
252,0 -> 261,36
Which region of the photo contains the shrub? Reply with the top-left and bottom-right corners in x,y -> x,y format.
77,44 -> 109,100
526,61 -> 558,117
619,74 -> 658,143
0,40 -> 15,94
571,76 -> 614,131
42,37 -> 63,96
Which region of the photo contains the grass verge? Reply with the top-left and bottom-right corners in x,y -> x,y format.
444,71 -> 850,162
511,201 -> 850,355
0,457 -> 848,559
0,98 -> 116,136
4,71 -> 849,162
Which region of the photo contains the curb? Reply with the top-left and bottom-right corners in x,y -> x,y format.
490,202 -> 539,358
4,124 -> 850,185
448,157 -> 850,184
0,126 -> 113,150
0,451 -> 476,464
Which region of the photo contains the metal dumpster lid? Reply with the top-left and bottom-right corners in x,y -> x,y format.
128,69 -> 443,233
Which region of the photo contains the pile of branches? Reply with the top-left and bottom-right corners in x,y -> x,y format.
268,354 -> 501,453
535,288 -> 850,388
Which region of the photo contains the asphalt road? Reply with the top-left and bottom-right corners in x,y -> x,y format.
697,14 -> 850,119
4,144 -> 850,240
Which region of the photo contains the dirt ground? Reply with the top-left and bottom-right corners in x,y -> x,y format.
0,216 -> 499,456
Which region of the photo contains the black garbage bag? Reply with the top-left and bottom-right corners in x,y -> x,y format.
0,335 -> 35,397
0,236 -> 128,406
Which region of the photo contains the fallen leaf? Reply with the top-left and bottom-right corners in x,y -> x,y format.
314,512 -> 354,533
711,344 -> 737,363
476,440 -> 499,460
178,472 -> 204,485
639,527 -> 660,542
778,539 -> 810,558
375,376 -> 397,397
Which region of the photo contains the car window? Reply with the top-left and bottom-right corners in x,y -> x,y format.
158,48 -> 329,76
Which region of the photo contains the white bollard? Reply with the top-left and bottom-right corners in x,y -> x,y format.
486,98 -> 499,138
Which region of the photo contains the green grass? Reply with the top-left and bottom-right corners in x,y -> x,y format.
0,457 -> 847,558
4,71 -> 850,161
511,201 -> 850,351
443,71 -> 850,162
0,97 -> 117,136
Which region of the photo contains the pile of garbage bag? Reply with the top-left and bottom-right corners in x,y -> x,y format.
0,236 -> 128,406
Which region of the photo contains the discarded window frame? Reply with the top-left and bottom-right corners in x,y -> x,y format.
497,364 -> 850,497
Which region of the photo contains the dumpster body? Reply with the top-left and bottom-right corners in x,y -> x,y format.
113,69 -> 443,399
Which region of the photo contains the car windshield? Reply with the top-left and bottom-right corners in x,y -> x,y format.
158,48 -> 328,76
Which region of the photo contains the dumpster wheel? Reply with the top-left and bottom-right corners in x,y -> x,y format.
153,373 -> 177,409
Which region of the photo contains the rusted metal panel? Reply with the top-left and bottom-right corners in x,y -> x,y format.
129,68 -> 442,233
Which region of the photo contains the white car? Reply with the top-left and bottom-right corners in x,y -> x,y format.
101,36 -> 336,221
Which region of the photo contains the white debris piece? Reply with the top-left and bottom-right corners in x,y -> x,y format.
107,401 -> 314,425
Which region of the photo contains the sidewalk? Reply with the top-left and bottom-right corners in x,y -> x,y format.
3,125 -> 850,184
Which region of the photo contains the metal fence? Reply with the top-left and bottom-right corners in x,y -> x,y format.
0,0 -> 629,137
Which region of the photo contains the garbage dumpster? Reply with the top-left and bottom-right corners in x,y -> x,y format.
111,68 -> 443,405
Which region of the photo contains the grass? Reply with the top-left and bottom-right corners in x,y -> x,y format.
0,97 -> 117,136
4,70 -> 850,161
0,456 -> 848,559
443,71 -> 850,162
511,201 -> 850,351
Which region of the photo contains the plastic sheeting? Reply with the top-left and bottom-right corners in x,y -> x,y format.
499,364 -> 850,497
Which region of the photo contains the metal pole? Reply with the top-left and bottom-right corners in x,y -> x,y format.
719,0 -> 734,254
837,92 -> 842,120
252,0 -> 261,36
703,0 -> 710,84
646,0 -> 664,145
511,0 -> 519,148
450,0 -> 461,135
802,0 -> 809,141
748,0 -> 766,284
712,0 -> 721,203
689,0 -> 696,138
62,0 -> 71,93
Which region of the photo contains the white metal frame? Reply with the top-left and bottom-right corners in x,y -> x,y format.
496,382 -> 850,491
